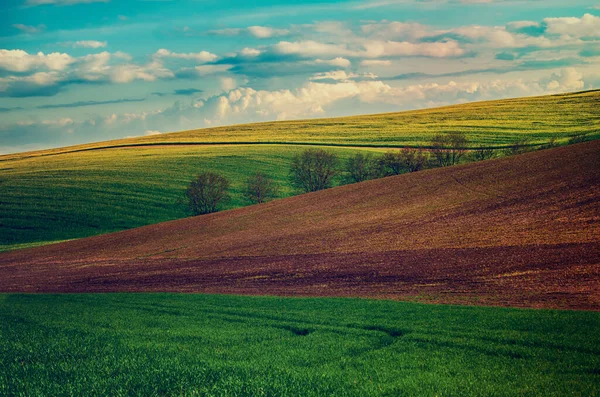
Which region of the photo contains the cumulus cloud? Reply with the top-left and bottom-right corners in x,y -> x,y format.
0,50 -> 177,97
542,68 -> 584,91
544,14 -> 600,39
0,50 -> 75,72
3,66 -> 594,153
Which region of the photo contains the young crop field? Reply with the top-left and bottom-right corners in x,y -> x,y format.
1,90 -> 599,252
0,145 -> 386,251
1,294 -> 599,396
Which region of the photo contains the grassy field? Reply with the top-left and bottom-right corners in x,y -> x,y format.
0,145 -> 386,251
2,294 -> 600,396
1,90 -> 598,251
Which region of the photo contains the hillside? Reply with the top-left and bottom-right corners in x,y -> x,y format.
1,90 -> 599,252
1,140 -> 598,310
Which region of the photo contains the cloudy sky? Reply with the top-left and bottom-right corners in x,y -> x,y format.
1,0 -> 599,153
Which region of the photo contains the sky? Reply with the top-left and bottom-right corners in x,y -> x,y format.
1,0 -> 599,154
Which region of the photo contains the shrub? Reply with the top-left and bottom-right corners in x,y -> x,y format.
184,172 -> 230,215
245,172 -> 278,204
471,145 -> 496,162
430,132 -> 468,167
344,153 -> 379,183
290,149 -> 338,193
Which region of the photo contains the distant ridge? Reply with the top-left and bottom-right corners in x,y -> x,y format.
2,140 -> 598,310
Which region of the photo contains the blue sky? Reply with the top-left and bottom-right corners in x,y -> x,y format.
1,0 -> 599,153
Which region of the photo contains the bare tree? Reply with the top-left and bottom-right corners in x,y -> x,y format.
345,152 -> 378,183
430,132 -> 468,167
245,172 -> 278,204
290,149 -> 338,192
471,145 -> 496,161
185,172 -> 230,215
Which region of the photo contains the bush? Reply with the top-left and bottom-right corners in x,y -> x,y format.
344,153 -> 378,183
245,172 -> 278,204
290,149 -> 338,193
184,172 -> 230,215
377,148 -> 428,176
430,132 -> 468,167
471,145 -> 496,162
505,137 -> 533,156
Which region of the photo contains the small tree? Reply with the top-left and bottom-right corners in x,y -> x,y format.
430,132 -> 468,167
505,137 -> 532,156
377,151 -> 404,176
185,171 -> 230,215
245,172 -> 278,204
399,148 -> 428,173
471,145 -> 496,162
376,148 -> 428,176
290,148 -> 338,193
345,153 -> 378,183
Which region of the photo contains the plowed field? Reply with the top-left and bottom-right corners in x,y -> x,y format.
2,141 -> 599,310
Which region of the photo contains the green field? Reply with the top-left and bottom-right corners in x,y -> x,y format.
1,90 -> 599,251
0,145 -> 386,251
1,294 -> 599,396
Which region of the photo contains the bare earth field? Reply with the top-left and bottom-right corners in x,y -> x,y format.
1,141 -> 598,310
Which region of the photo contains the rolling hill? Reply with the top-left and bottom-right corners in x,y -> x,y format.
1,89 -> 599,252
1,140 -> 598,310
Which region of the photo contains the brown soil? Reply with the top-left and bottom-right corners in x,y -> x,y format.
1,141 -> 599,310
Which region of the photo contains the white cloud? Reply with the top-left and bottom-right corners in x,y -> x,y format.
272,39 -> 464,59
109,61 -> 173,83
73,40 -> 107,49
544,14 -> 600,38
360,59 -> 392,66
247,26 -> 290,38
310,70 -> 360,81
220,77 -> 238,91
0,50 -> 75,72
154,48 -> 218,63
315,57 -> 352,68
543,68 -> 584,91
240,48 -> 262,57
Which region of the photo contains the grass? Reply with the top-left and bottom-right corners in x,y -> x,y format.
1,90 -> 598,251
0,145 -> 385,250
1,293 -> 599,396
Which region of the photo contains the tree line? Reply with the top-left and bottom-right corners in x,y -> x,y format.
184,131 -> 573,215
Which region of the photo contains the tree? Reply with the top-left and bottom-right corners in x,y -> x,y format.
376,148 -> 429,176
377,151 -> 403,176
344,153 -> 378,183
245,172 -> 278,204
430,132 -> 468,167
184,172 -> 230,215
399,148 -> 428,173
290,149 -> 338,192
505,137 -> 532,156
471,145 -> 496,162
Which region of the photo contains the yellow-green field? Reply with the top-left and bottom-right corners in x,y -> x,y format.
1,90 -> 598,251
